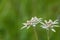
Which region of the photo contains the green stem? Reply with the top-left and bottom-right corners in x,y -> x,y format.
47,30 -> 50,40
33,27 -> 38,40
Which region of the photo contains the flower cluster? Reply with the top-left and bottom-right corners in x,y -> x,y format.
21,17 -> 42,29
40,19 -> 59,32
21,17 -> 59,32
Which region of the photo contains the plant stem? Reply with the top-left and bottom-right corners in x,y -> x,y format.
47,30 -> 50,40
33,27 -> 38,40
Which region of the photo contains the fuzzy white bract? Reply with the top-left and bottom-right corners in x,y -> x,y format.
40,19 -> 59,32
21,17 -> 42,29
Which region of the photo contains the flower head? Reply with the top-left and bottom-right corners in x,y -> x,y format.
40,19 -> 59,32
21,17 -> 42,29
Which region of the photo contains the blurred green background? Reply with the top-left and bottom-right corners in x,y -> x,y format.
0,0 -> 60,40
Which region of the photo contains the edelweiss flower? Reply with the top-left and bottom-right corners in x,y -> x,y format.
40,19 -> 59,32
21,17 -> 42,29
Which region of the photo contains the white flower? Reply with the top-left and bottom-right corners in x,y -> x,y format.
40,19 -> 59,32
21,17 -> 42,29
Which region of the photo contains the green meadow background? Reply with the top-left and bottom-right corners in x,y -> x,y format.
0,0 -> 60,40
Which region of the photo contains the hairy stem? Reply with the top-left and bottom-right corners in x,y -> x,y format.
33,27 -> 38,40
47,30 -> 50,40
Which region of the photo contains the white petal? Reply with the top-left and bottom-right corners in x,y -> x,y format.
27,26 -> 30,29
53,19 -> 58,24
54,19 -> 58,22
48,19 -> 52,23
27,20 -> 30,22
53,25 -> 59,27
41,25 -> 49,30
44,20 -> 47,23
40,22 -> 45,25
51,29 -> 56,32
38,18 -> 42,22
53,22 -> 58,24
31,17 -> 37,20
34,17 -> 38,19
23,23 -> 27,26
41,25 -> 47,29
21,26 -> 27,30
31,17 -> 34,20
39,18 -> 42,20
33,25 -> 36,27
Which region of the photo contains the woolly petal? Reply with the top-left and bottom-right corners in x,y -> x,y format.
53,25 -> 59,27
48,19 -> 53,23
41,25 -> 47,29
40,22 -> 45,25
31,17 -> 38,21
53,19 -> 58,24
44,20 -> 47,23
27,26 -> 30,29
39,18 -> 42,21
33,25 -> 36,27
21,26 -> 27,30
23,23 -> 27,26
51,29 -> 56,32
